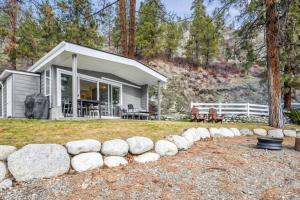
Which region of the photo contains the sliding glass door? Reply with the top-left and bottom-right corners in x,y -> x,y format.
111,86 -> 121,117
99,83 -> 109,116
58,69 -> 122,118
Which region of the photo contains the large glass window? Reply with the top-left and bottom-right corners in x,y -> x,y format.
80,79 -> 97,100
61,73 -> 72,100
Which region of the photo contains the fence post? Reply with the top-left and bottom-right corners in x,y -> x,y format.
247,103 -> 250,117
219,102 -> 222,115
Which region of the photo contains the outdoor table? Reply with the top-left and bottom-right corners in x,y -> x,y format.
78,99 -> 101,118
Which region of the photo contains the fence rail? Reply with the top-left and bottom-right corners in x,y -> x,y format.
191,102 -> 300,117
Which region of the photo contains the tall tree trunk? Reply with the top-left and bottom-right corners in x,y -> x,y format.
266,0 -> 284,128
128,0 -> 136,58
8,0 -> 17,70
119,0 -> 128,56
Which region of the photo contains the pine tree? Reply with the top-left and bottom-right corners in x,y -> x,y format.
161,22 -> 182,59
16,10 -> 42,65
266,0 -> 283,128
136,0 -> 165,57
5,0 -> 18,69
119,0 -> 127,56
185,0 -> 219,65
57,0 -> 104,48
128,0 -> 136,58
38,3 -> 62,52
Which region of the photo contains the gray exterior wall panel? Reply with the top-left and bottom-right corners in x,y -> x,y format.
12,74 -> 40,117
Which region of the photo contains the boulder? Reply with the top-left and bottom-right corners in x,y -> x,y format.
0,145 -> 17,161
155,140 -> 178,156
0,179 -> 12,191
209,128 -> 223,137
126,136 -> 154,155
7,144 -> 70,182
219,128 -> 235,137
101,139 -> 129,156
268,129 -> 284,138
71,152 -> 103,172
0,162 -> 7,182
196,128 -> 211,139
193,128 -> 202,141
133,152 -> 160,163
104,156 -> 128,168
253,128 -> 267,136
166,135 -> 189,150
65,139 -> 101,155
240,128 -> 253,136
230,128 -> 241,136
283,130 -> 296,137
182,129 -> 194,146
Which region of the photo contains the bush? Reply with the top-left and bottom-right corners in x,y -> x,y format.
286,109 -> 300,125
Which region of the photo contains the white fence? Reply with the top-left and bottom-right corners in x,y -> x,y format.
191,102 -> 300,117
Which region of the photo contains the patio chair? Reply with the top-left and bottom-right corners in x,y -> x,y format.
191,106 -> 206,122
127,104 -> 136,119
208,107 -> 224,123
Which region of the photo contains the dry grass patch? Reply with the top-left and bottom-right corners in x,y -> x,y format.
0,119 -> 299,148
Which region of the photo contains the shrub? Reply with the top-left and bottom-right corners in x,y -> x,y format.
286,109 -> 300,125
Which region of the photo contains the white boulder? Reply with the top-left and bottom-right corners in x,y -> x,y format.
283,130 -> 296,137
65,139 -> 101,155
182,129 -> 194,146
209,128 -> 223,137
0,145 -> 17,161
101,139 -> 129,156
219,128 -> 235,137
104,156 -> 128,168
230,128 -> 241,136
196,128 -> 211,139
7,144 -> 70,182
166,135 -> 189,150
268,129 -> 284,138
134,152 -> 160,163
253,128 -> 267,136
240,128 -> 254,136
71,152 -> 103,172
126,136 -> 154,155
155,140 -> 178,156
0,179 -> 12,191
0,162 -> 7,182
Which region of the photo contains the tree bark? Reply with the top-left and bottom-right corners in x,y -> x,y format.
266,0 -> 284,128
119,0 -> 128,56
128,0 -> 136,58
8,0 -> 17,70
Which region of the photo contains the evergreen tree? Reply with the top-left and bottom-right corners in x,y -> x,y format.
185,0 -> 219,65
38,2 -> 62,52
57,0 -> 104,48
16,10 -> 42,64
136,0 -> 165,57
161,22 -> 182,59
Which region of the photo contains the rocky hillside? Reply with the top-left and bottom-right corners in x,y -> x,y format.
145,58 -> 268,116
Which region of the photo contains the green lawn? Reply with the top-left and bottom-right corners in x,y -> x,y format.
0,119 -> 299,148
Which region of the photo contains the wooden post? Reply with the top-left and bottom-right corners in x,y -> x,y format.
157,81 -> 161,120
72,54 -> 78,118
218,102 -> 222,115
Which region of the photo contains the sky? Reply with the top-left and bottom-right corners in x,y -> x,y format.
136,0 -> 240,25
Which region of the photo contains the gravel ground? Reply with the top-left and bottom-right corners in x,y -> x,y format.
1,137 -> 300,200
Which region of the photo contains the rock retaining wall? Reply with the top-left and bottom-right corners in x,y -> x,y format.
223,116 -> 269,123
0,127 -> 297,190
